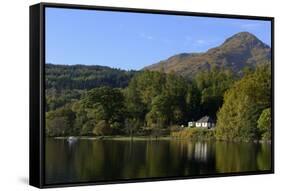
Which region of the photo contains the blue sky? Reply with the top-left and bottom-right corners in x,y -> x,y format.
46,7 -> 271,70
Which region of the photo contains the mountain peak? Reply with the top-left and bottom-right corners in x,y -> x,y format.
231,31 -> 256,38
225,32 -> 258,41
221,32 -> 269,49
144,32 -> 271,77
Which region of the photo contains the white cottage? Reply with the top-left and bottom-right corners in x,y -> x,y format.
188,122 -> 194,127
188,116 -> 215,129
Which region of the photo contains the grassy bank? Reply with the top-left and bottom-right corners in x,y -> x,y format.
171,128 -> 215,141
54,128 -> 216,141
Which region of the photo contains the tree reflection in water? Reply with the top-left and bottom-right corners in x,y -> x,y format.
45,139 -> 271,185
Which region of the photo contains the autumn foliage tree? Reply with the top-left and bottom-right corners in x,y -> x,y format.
216,65 -> 271,141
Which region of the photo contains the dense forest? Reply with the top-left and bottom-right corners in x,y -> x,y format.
45,64 -> 136,111
45,63 -> 271,141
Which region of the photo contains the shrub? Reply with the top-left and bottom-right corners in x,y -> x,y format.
171,128 -> 215,141
93,120 -> 112,136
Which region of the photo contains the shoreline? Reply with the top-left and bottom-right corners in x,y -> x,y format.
50,135 -> 271,143
53,135 -> 177,141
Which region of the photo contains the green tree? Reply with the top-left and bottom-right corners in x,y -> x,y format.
195,68 -> 235,119
124,77 -> 147,127
216,65 -> 271,141
164,73 -> 188,124
126,71 -> 189,128
125,71 -> 166,128
130,71 -> 166,107
71,100 -> 91,135
185,83 -> 201,120
46,104 -> 77,136
146,94 -> 171,128
257,108 -> 271,141
81,87 -> 126,134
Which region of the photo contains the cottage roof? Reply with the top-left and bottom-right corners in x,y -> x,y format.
196,116 -> 214,123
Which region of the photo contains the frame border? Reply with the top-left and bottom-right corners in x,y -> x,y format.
30,2 -> 274,188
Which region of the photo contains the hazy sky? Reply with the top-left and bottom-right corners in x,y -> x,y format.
46,7 -> 271,70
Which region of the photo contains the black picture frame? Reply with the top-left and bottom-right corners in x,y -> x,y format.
30,2 -> 275,188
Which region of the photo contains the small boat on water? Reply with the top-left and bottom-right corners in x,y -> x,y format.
67,136 -> 78,143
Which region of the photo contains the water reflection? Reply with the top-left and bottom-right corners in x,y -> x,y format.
194,142 -> 208,162
45,139 -> 271,184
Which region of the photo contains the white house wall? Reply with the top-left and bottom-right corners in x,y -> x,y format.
189,121 -> 215,128
188,122 -> 195,127
202,123 -> 208,127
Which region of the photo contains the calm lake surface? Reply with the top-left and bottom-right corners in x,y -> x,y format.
45,138 -> 271,184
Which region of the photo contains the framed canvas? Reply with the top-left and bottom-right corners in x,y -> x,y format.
30,2 -> 274,188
